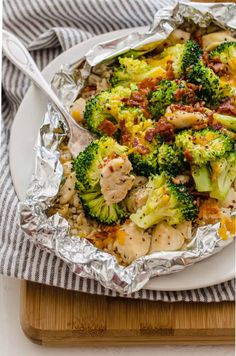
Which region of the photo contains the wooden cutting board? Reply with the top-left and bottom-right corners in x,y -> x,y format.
20,0 -> 235,346
20,281 -> 235,345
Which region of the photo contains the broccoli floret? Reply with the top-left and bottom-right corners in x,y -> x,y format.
160,40 -> 202,78
186,61 -> 234,107
209,42 -> 236,74
191,165 -> 212,192
80,186 -> 127,224
129,148 -> 159,177
213,113 -> 236,132
84,86 -> 133,135
175,128 -> 233,166
72,137 -> 127,191
210,151 -> 236,201
130,173 -> 198,229
148,80 -> 190,119
110,40 -> 201,87
157,143 -> 187,176
110,57 -> 166,87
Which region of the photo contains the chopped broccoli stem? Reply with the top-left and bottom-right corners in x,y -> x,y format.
175,128 -> 234,166
130,173 -> 198,229
192,165 -> 212,192
80,187 -> 127,224
210,152 -> 236,201
213,113 -> 236,132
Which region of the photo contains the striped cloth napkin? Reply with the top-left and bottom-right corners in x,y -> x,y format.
1,0 -> 235,301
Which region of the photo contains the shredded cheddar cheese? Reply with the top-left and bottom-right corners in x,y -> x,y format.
116,230 -> 127,246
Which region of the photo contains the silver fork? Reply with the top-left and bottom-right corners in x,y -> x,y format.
2,30 -> 94,157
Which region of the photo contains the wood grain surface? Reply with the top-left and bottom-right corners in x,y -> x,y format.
20,281 -> 235,346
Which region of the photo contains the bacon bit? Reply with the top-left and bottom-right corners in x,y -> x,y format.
135,144 -> 150,155
120,119 -> 131,144
191,30 -> 203,47
210,121 -> 223,131
208,61 -> 229,76
99,120 -> 118,136
144,128 -> 156,142
184,150 -> 193,162
218,98 -> 236,116
154,118 -> 175,142
132,138 -> 150,154
166,60 -> 174,80
192,122 -> 209,130
174,87 -> 186,101
137,77 -> 161,92
132,137 -> 140,147
202,51 -> 209,66
109,165 -> 114,173
133,117 -> 138,125
123,90 -> 151,118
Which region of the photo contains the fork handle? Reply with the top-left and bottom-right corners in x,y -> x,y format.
2,30 -> 72,126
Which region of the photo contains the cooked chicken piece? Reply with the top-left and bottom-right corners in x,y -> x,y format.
176,221 -> 192,240
172,175 -> 190,185
70,98 -> 86,123
125,186 -> 149,213
132,176 -> 148,188
168,29 -> 191,44
113,221 -> 151,264
160,30 -> 191,50
202,31 -> 236,52
165,107 -> 208,129
220,187 -> 236,209
100,156 -> 135,205
149,222 -> 185,252
62,161 -> 73,176
59,172 -> 76,204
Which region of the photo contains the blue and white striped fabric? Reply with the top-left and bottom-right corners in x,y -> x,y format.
1,0 -> 235,301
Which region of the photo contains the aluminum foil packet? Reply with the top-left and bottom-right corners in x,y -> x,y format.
19,1 -> 236,294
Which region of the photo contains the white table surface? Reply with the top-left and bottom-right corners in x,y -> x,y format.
0,275 -> 234,356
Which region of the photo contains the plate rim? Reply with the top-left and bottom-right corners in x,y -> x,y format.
9,28 -> 235,291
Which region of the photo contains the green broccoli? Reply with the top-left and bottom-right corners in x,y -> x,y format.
72,137 -> 127,191
210,151 -> 236,201
110,57 -> 166,87
84,86 -> 137,135
110,40 -> 201,87
130,173 -> 198,229
148,80 -> 189,119
157,143 -> 187,176
175,128 -> 233,166
209,42 -> 236,74
191,165 -> 212,192
80,187 -> 127,224
186,61 -> 234,107
213,113 -> 236,132
159,39 -> 202,78
129,148 -> 159,177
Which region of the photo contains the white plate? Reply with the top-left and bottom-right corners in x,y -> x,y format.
10,28 -> 235,291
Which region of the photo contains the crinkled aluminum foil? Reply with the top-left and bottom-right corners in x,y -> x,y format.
19,2 -> 236,294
